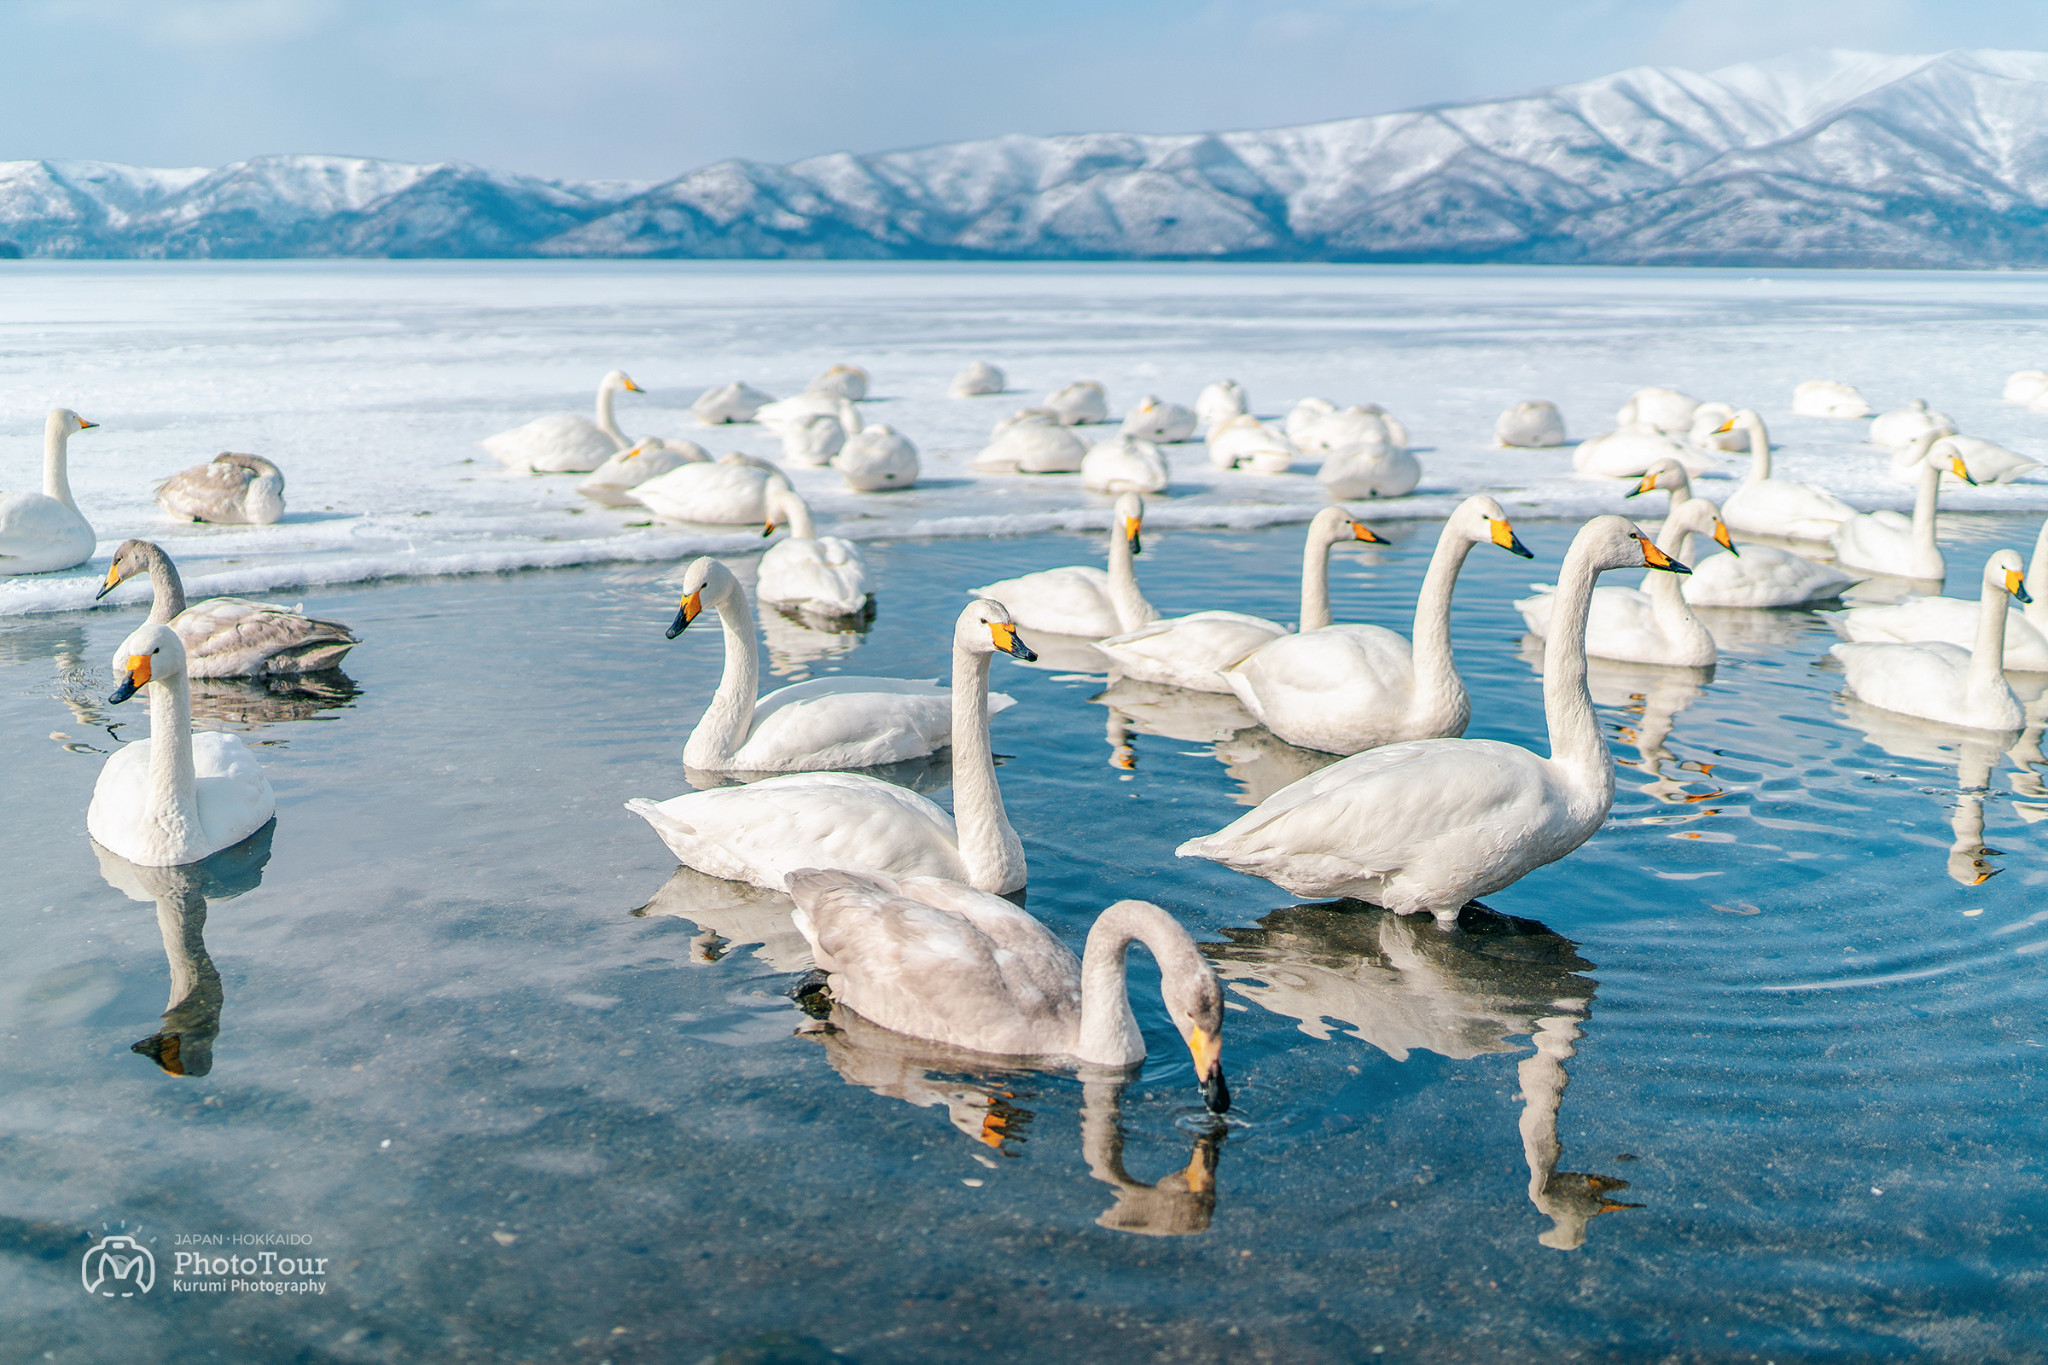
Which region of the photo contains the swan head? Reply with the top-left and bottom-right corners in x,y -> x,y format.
1310,505 -> 1385,547
1627,459 -> 1691,500
762,480 -> 808,538
1576,514 -> 1691,576
1134,909 -> 1228,1114
1112,491 -> 1145,555
107,622 -> 185,704
1930,438 -> 1979,485
1986,548 -> 2033,605
49,408 -> 97,437
1452,495 -> 1534,559
1668,496 -> 1737,557
958,598 -> 1037,662
667,557 -> 739,639
604,370 -> 644,395
98,539 -> 165,600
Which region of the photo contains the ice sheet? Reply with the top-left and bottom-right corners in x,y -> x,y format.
3,260 -> 2046,618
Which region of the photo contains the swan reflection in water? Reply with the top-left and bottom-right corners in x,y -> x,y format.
795,1004 -> 1223,1236
1208,899 -> 1639,1249
92,821 -> 275,1077
1518,640 -> 1719,805
758,601 -> 873,680
1094,677 -> 1340,806
56,659 -> 358,742
632,864 -> 813,970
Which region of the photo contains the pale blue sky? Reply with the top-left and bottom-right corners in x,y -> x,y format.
7,0 -> 2047,179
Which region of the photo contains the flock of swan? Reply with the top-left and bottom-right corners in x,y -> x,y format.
12,358 -> 2048,1123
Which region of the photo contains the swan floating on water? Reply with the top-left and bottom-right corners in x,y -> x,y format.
1715,409 -> 1857,543
1627,461 -> 1856,608
1177,516 -> 1689,924
482,370 -> 640,473
1516,497 -> 1728,669
1830,551 -> 2032,734
1793,379 -> 1872,418
88,622 -> 278,867
974,491 -> 1156,638
834,425 -> 919,491
156,453 -> 284,525
1496,400 -> 1567,448
950,361 -> 1006,397
98,539 -> 358,677
1832,434 -> 1970,583
1082,435 -> 1168,494
628,598 -> 1035,894
1045,381 -> 1109,425
759,482 -> 872,619
1829,515 -> 2048,672
577,439 -> 707,506
1,408 -> 97,575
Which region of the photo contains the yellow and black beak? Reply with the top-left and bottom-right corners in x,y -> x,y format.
1714,418 -> 1735,434
761,518 -> 777,539
1638,534 -> 1691,575
1952,455 -> 1978,486
1350,521 -> 1385,543
1626,470 -> 1658,499
2009,569 -> 2033,605
108,652 -> 151,704
989,620 -> 1037,662
623,378 -> 644,394
1124,515 -> 1142,557
1714,519 -> 1738,556
1490,518 -> 1534,559
666,590 -> 703,639
77,417 -> 98,430
94,562 -> 125,601
1190,1026 -> 1229,1114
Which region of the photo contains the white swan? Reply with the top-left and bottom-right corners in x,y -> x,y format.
2004,370 -> 2048,404
1832,434 -> 1971,582
1626,461 -> 1856,608
809,364 -> 868,400
1095,506 -> 1386,694
1196,380 -> 1247,432
951,361 -> 1005,397
1121,396 -> 1197,444
1829,516 -> 2048,672
1285,397 -> 1336,443
155,453 -> 284,524
629,452 -> 788,524
1496,401 -> 1566,448
974,414 -> 1086,473
1515,498 -> 1726,668
1715,409 -> 1858,543
1220,496 -> 1534,755
1296,404 -> 1409,459
779,412 -> 847,468
666,557 -> 994,772
1045,381 -> 1109,425
1,408 -> 97,574
98,539 -> 358,677
758,482 -> 871,619
1870,400 -> 1954,451
1829,551 -> 2031,733
1573,422 -> 1708,478
757,390 -> 860,442
1082,435 -> 1168,494
787,871 -> 1230,1112
834,425 -> 919,491
1930,434 -> 2041,486
1319,441 -> 1421,500
1205,414 -> 1295,473
1615,387 -> 1698,434
1685,401 -> 1747,452
628,598 -> 1033,893
88,623 -> 277,867
973,492 -> 1156,638
1793,379 -> 1872,418
482,370 -> 640,473
1178,516 -> 1688,923
577,439 -> 707,506
692,380 -> 775,425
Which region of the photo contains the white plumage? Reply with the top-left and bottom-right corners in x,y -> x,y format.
1829,549 -> 2032,733
481,370 -> 640,473
973,491 -> 1156,638
758,482 -> 872,618
0,408 -> 97,576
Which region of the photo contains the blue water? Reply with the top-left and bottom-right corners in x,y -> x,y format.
3,513 -> 2045,1363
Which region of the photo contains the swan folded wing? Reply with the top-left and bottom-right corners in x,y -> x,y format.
481,414 -> 616,473
1686,547 -> 1853,607
0,493 -> 86,555
736,688 -> 955,770
191,732 -> 278,849
86,741 -> 156,846
1832,641 -> 1974,709
759,540 -> 869,614
1225,625 -> 1415,712
1100,612 -> 1286,671
972,566 -> 1119,636
155,462 -> 251,516
176,599 -> 357,674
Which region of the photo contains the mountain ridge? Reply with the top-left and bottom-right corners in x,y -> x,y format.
8,49 -> 2048,266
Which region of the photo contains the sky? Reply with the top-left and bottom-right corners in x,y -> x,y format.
7,0 -> 2048,181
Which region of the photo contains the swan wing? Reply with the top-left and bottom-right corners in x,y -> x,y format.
1683,546 -> 1854,608
192,732 -> 278,851
86,741 -> 157,853
1096,611 -> 1287,692
154,461 -> 257,522
631,463 -> 770,522
175,597 -> 358,677
1723,479 -> 1856,539
1830,640 -> 1991,722
758,538 -> 871,615
1221,624 -> 1422,752
971,566 -> 1119,636
480,414 -> 617,473
0,492 -> 93,568
739,679 -> 961,770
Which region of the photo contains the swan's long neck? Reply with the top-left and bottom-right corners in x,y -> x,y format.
1299,526 -> 1335,631
1971,573 -> 2014,703
1075,901 -> 1197,1067
1539,546 -> 1620,805
43,418 -> 76,509
1911,458 -> 1942,557
1105,523 -> 1155,632
1407,524 -> 1476,731
143,545 -> 188,623
596,381 -> 630,451
2028,519 -> 2048,629
951,641 -> 1025,893
1643,513 -> 1698,628
145,671 -> 204,854
683,581 -> 759,769
783,495 -> 817,541
1744,417 -> 1771,483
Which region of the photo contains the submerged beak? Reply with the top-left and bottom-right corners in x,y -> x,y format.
1189,1027 -> 1229,1114
108,652 -> 150,704
2009,569 -> 2033,605
95,563 -> 124,601
989,621 -> 1037,662
1637,534 -> 1691,575
1490,517 -> 1534,559
666,590 -> 703,639
1714,519 -> 1738,556
1124,515 -> 1142,557
1350,521 -> 1384,543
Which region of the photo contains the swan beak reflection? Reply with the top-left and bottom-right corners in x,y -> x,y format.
95,563 -> 125,601
1124,516 -> 1143,556
1952,455 -> 1978,486
988,622 -> 1038,662
108,653 -> 151,704
1636,536 -> 1691,575
1490,518 -> 1534,559
666,590 -> 703,639
2009,570 -> 2033,605
1350,521 -> 1385,543
1189,1026 -> 1230,1113
1713,520 -> 1738,556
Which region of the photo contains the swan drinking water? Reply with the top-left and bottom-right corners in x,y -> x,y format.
97,539 -> 359,677
628,598 -> 1035,894
88,623 -> 278,867
973,492 -> 1157,638
1177,516 -> 1689,925
481,370 -> 642,473
0,408 -> 97,575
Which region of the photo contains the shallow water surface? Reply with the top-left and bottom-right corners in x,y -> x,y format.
3,515 -> 2047,1363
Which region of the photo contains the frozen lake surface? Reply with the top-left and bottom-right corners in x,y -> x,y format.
5,261 -> 2048,616
4,506 -> 2047,1362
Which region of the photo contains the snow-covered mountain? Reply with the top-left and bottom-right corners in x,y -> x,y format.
10,49 -> 2048,266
